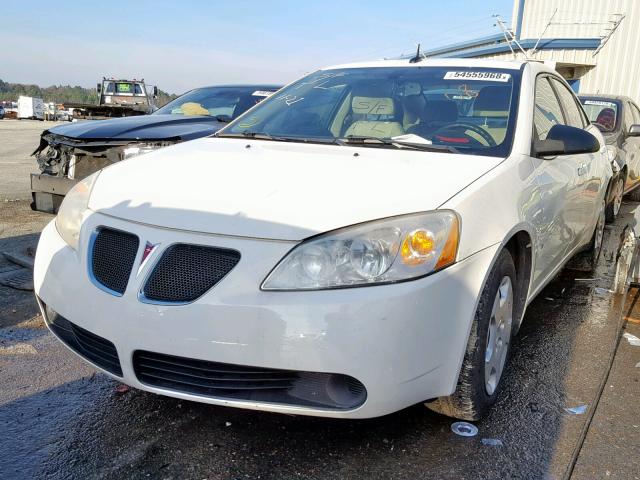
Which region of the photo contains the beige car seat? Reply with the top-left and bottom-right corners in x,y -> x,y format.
344,96 -> 404,138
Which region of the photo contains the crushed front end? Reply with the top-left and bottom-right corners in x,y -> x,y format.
31,131 -> 175,213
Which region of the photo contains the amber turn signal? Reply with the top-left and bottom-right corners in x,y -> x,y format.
435,216 -> 459,270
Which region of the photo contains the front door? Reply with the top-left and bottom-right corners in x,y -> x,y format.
549,77 -> 603,244
529,76 -> 589,288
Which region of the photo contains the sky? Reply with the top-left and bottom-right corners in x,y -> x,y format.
0,0 -> 513,94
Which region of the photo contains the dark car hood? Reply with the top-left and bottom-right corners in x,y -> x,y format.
48,114 -> 226,141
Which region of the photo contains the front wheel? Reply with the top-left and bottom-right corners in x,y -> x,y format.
426,249 -> 516,421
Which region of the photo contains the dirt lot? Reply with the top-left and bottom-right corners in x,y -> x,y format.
0,119 -> 64,201
0,121 -> 639,480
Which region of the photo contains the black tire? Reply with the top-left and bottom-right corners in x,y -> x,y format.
425,249 -> 517,421
605,176 -> 624,223
585,201 -> 606,268
566,200 -> 605,273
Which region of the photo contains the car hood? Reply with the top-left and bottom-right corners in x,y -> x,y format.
88,138 -> 502,241
49,114 -> 226,141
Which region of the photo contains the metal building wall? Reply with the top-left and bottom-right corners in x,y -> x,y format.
507,0 -> 640,102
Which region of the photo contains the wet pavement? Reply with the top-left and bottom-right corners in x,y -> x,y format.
572,287 -> 640,479
1,200 -> 639,480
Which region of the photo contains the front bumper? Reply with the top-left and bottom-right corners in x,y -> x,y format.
30,174 -> 77,213
34,212 -> 499,418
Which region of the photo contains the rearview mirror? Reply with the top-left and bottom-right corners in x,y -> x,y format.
534,124 -> 600,158
96,83 -> 102,93
629,124 -> 640,136
153,86 -> 158,98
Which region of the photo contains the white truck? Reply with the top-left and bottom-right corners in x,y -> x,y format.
17,96 -> 44,120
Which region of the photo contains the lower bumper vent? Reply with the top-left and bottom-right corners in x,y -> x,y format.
133,350 -> 366,410
44,304 -> 122,376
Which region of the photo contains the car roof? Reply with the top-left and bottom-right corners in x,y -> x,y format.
321,58 -> 527,71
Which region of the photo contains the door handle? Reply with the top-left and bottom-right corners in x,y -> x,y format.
577,164 -> 587,176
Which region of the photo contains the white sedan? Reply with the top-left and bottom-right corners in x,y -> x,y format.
35,58 -> 610,420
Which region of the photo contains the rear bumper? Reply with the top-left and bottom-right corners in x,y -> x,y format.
34,214 -> 499,418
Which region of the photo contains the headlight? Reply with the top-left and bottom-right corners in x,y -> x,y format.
262,211 -> 459,290
122,142 -> 171,160
55,172 -> 100,250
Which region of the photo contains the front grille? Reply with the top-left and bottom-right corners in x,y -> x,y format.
45,305 -> 122,376
133,351 -> 366,410
90,228 -> 139,295
142,244 -> 240,303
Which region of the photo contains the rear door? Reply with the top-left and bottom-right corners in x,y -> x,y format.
549,77 -> 602,241
530,75 -> 583,283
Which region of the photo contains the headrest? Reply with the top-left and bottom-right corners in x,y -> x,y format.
474,86 -> 511,117
180,102 -> 209,116
596,108 -> 616,130
422,100 -> 458,123
352,97 -> 395,115
398,82 -> 422,97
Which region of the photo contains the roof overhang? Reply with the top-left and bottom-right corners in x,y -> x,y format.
410,38 -> 601,59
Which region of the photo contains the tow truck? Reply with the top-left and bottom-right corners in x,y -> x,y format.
63,77 -> 158,120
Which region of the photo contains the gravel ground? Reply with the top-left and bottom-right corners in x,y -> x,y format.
0,119 -> 64,201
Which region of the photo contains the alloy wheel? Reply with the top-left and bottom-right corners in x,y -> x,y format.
484,276 -> 513,395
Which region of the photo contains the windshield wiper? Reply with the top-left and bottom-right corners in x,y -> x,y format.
241,131 -> 275,140
217,131 -> 343,145
337,136 -> 458,153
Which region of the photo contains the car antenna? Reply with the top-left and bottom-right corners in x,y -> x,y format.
409,44 -> 425,63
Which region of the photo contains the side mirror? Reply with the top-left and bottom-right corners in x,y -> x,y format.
96,83 -> 102,93
534,124 -> 600,158
629,124 -> 640,136
153,86 -> 158,98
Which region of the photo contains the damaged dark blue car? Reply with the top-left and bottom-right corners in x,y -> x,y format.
31,85 -> 280,213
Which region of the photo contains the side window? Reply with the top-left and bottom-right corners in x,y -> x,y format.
550,78 -> 585,128
534,77 -> 564,140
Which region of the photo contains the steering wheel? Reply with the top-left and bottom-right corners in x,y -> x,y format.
432,123 -> 497,147
592,122 -> 611,133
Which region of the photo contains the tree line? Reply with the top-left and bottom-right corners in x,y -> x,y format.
0,79 -> 177,106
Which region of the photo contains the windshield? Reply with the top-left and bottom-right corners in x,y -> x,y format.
219,67 -> 521,157
154,87 -> 277,119
579,98 -> 620,133
104,82 -> 146,96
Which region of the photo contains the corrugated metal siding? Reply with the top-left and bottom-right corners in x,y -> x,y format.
492,0 -> 640,103
518,0 -> 621,39
576,0 -> 640,101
